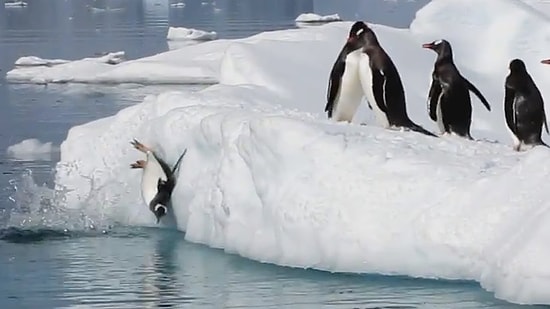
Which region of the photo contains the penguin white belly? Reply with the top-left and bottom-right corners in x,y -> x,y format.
141,152 -> 168,205
358,53 -> 390,128
332,49 -> 364,122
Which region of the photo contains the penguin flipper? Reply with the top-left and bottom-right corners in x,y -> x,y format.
427,78 -> 441,122
465,78 -> 491,111
372,69 -> 388,113
325,59 -> 345,118
504,85 -> 517,134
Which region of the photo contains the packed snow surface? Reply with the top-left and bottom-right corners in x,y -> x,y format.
7,139 -> 58,161
54,0 -> 550,305
295,13 -> 342,23
166,27 -> 217,41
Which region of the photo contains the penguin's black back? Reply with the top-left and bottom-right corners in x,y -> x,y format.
505,60 -> 547,144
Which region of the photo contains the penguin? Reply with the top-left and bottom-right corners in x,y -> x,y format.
130,139 -> 187,223
356,24 -> 436,136
504,59 -> 548,151
325,21 -> 369,122
422,39 -> 491,138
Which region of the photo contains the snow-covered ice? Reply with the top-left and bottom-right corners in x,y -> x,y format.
7,52 -> 127,84
15,56 -> 71,67
166,27 -> 217,41
295,13 -> 342,23
7,139 -> 59,161
53,0 -> 550,305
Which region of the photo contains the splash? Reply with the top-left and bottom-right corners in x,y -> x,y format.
1,169 -> 115,236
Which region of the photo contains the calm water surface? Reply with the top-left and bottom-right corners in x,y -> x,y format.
0,0 -> 544,308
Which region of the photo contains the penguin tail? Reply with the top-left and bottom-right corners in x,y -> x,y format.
406,123 -> 438,138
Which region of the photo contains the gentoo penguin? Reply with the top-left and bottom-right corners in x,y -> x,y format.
504,59 -> 548,151
130,139 -> 187,223
356,24 -> 436,136
325,21 -> 369,122
422,39 -> 491,138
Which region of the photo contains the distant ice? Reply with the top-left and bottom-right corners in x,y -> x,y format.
170,2 -> 185,8
4,1 -> 28,8
167,27 -> 217,41
7,139 -> 59,161
88,6 -> 125,13
295,13 -> 342,23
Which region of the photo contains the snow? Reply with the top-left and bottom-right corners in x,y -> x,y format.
4,1 -> 27,8
52,0 -> 550,305
7,139 -> 58,161
166,27 -> 217,41
295,13 -> 342,23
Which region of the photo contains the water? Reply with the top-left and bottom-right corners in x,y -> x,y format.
0,0 -> 545,308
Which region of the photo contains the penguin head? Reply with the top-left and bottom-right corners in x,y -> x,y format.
422,39 -> 452,57
509,59 -> 527,73
153,204 -> 167,223
347,21 -> 369,48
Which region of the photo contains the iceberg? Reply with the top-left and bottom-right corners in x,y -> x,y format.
54,0 -> 550,305
166,27 -> 217,41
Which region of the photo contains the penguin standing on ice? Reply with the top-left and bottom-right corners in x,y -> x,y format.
325,21 -> 369,122
504,59 -> 548,151
356,24 -> 436,136
422,39 -> 491,138
130,139 -> 187,223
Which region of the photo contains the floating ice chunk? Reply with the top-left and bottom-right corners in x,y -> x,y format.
7,139 -> 59,161
167,27 -> 217,41
5,1 -> 28,8
170,2 -> 185,8
295,13 -> 342,23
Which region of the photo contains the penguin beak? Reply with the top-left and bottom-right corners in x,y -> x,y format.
422,43 -> 434,49
541,59 -> 550,65
347,36 -> 356,44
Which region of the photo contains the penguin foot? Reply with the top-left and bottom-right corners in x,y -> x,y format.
131,139 -> 152,153
130,160 -> 146,169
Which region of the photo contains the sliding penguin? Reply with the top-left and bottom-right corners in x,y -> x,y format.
130,139 -> 187,223
504,59 -> 548,151
422,39 -> 491,138
356,24 -> 436,136
325,21 -> 369,122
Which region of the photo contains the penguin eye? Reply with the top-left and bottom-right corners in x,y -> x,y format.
356,28 -> 364,36
433,39 -> 442,46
